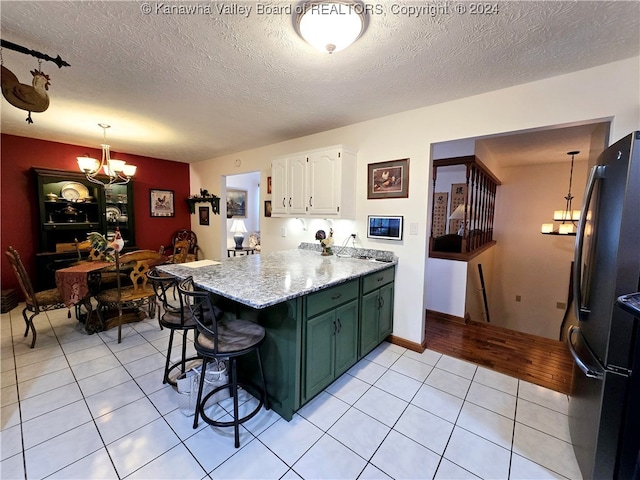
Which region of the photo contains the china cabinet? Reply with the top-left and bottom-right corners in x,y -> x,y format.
33,168 -> 135,289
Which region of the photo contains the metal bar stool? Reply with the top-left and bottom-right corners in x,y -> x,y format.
178,276 -> 269,448
148,269 -> 199,385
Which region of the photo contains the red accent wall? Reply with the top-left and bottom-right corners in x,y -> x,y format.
1,134 -> 191,294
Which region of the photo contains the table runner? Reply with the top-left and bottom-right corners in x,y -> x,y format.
55,261 -> 113,307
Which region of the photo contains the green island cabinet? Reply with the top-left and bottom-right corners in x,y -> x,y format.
302,279 -> 360,403
216,264 -> 395,421
360,266 -> 395,355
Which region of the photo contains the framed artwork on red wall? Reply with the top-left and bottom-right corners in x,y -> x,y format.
150,189 -> 174,217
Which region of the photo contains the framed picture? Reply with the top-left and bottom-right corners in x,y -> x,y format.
367,158 -> 410,199
267,176 -> 272,194
199,206 -> 209,225
150,189 -> 174,217
264,200 -> 272,217
367,215 -> 404,241
226,189 -> 247,218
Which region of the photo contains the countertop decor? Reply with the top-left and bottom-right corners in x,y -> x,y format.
157,247 -> 397,309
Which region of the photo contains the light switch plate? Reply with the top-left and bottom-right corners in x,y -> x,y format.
410,222 -> 419,235
281,227 -> 287,237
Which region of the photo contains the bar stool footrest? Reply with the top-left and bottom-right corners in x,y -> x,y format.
165,355 -> 201,386
198,382 -> 265,427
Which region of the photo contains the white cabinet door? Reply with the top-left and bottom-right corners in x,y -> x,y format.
308,149 -> 340,216
270,146 -> 356,218
271,157 -> 288,215
287,154 -> 307,215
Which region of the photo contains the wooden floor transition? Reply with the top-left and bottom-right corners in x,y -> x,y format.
425,314 -> 574,395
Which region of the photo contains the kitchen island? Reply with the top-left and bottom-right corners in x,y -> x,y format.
158,246 -> 397,420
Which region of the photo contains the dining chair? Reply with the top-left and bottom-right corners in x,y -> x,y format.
147,268 -> 199,385
5,246 -> 67,348
178,276 -> 269,448
96,250 -> 165,343
160,229 -> 200,263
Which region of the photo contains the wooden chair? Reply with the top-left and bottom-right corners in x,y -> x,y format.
5,246 -> 66,348
96,250 -> 167,343
160,229 -> 200,263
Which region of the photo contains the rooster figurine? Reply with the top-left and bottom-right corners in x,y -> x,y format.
87,228 -> 125,262
1,65 -> 50,123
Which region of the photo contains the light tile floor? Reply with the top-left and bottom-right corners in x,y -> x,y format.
1,305 -> 583,479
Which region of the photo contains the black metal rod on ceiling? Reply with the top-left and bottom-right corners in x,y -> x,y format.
1,39 -> 70,68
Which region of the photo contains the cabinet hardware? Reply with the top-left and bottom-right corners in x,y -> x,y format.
309,196 -> 313,207
336,318 -> 342,334
331,293 -> 342,300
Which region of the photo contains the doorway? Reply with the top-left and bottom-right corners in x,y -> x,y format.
427,120 -> 610,340
224,171 -> 261,257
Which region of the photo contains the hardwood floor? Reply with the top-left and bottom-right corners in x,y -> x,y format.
425,314 -> 574,394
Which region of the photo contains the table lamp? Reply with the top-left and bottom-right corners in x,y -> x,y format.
230,219 -> 248,249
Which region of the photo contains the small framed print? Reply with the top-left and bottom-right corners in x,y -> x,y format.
367,158 -> 410,199
264,200 -> 272,217
199,206 -> 209,225
267,176 -> 272,194
150,189 -> 175,217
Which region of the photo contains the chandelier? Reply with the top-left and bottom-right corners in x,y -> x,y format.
541,151 -> 580,236
77,124 -> 136,186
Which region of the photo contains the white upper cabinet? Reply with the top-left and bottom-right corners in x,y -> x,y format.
271,146 -> 356,218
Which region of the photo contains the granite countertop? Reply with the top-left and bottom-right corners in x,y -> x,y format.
157,247 -> 397,309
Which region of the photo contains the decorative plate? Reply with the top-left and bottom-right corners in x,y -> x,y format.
106,206 -> 121,223
60,182 -> 89,201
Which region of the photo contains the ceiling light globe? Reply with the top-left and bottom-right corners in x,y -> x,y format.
298,1 -> 365,53
77,156 -> 99,174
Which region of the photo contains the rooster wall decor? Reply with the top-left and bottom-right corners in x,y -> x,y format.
1,64 -> 50,124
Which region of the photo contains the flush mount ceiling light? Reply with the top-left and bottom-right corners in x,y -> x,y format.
296,1 -> 367,53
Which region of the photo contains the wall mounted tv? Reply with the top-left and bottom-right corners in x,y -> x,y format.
367,215 -> 403,241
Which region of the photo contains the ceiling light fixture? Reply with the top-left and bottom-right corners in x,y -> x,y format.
296,1 -> 366,54
77,123 -> 136,186
541,151 -> 580,236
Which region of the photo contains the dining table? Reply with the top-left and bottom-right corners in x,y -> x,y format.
55,260 -> 113,333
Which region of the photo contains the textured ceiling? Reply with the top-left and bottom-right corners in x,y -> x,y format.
1,1 -> 638,163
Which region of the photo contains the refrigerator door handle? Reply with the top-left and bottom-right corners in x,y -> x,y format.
567,325 -> 604,379
573,165 -> 606,320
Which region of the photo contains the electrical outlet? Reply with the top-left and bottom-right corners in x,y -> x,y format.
515,295 -> 522,302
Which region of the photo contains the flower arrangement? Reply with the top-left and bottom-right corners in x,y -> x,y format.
315,228 -> 334,256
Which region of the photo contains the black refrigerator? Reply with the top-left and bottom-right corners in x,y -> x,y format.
567,131 -> 640,479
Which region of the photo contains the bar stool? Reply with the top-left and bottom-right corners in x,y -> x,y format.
178,276 -> 269,448
147,269 -> 199,386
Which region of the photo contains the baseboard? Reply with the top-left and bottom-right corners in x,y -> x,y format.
387,335 -> 424,353
426,309 -> 468,325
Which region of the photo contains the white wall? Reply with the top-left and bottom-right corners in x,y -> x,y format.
490,160 -> 588,339
189,57 -> 640,346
